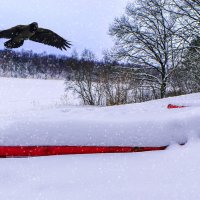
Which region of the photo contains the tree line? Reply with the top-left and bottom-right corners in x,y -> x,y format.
0,49 -> 74,79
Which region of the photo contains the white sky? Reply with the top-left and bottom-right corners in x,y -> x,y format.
0,0 -> 129,58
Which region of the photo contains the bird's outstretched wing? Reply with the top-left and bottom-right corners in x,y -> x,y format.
30,28 -> 71,50
0,25 -> 24,39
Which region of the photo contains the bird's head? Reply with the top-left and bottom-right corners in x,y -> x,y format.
29,22 -> 38,33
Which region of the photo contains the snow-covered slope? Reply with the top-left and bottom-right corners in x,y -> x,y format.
0,77 -> 200,146
1,77 -> 200,200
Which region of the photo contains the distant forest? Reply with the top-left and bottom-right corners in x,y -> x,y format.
0,49 -> 73,79
0,46 -> 199,105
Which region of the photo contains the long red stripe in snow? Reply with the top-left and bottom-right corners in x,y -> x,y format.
0,146 -> 167,157
167,104 -> 186,109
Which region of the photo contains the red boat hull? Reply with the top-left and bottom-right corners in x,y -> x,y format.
0,146 -> 167,158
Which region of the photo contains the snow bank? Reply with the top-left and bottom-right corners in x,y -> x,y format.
0,77 -> 200,146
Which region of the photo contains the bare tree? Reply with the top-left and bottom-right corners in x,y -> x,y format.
109,0 -> 187,98
170,0 -> 200,27
167,0 -> 200,45
66,49 -> 105,106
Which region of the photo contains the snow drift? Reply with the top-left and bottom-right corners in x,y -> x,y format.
0,77 -> 200,147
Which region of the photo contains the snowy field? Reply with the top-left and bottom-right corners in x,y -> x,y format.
0,77 -> 200,199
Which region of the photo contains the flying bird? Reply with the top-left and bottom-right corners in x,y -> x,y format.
0,22 -> 71,50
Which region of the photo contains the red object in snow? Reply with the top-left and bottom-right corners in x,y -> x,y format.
0,145 -> 167,158
167,104 -> 186,109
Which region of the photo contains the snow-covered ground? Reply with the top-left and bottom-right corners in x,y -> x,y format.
0,77 -> 200,146
0,77 -> 200,200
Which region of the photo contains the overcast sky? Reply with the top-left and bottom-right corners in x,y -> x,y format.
0,0 -> 129,58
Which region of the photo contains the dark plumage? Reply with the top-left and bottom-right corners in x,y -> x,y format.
0,22 -> 71,50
